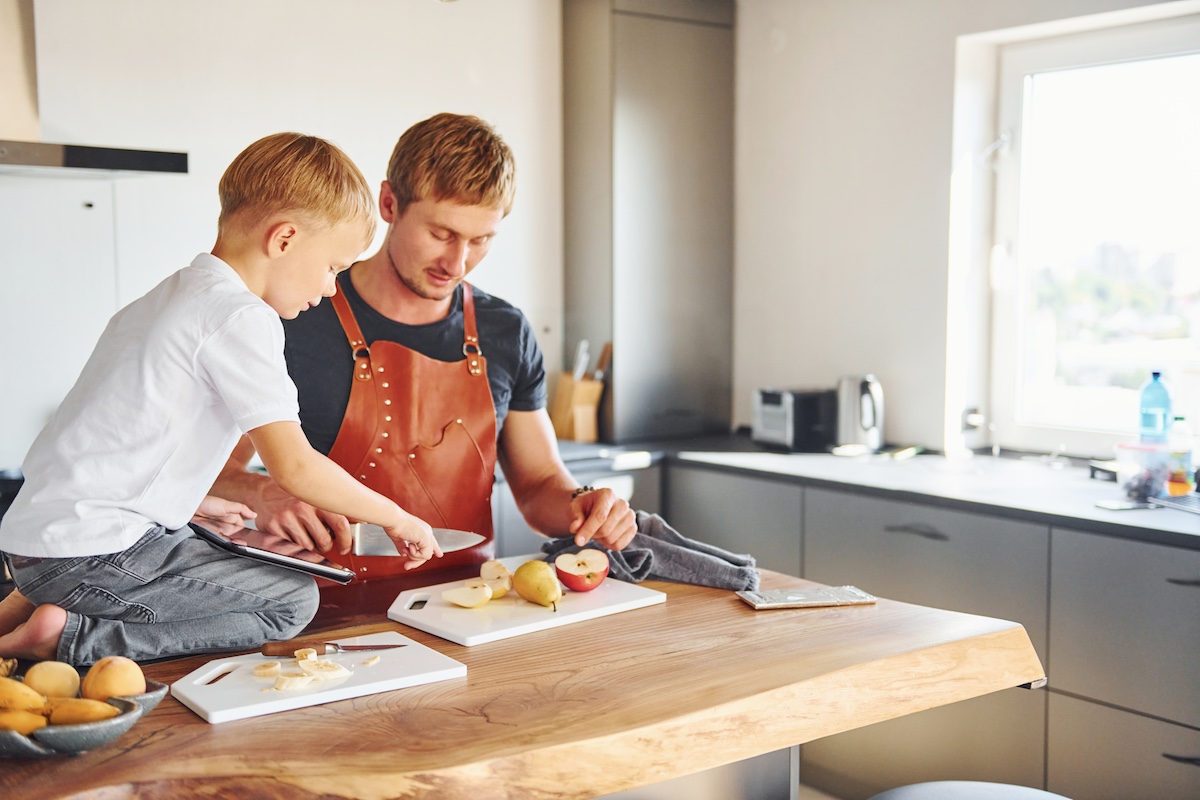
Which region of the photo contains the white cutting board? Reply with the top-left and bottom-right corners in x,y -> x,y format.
387,554 -> 666,646
170,631 -> 465,724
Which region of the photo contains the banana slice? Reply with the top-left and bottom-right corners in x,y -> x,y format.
362,655 -> 381,667
293,648 -> 319,662
272,672 -> 315,691
253,661 -> 282,679
296,659 -> 352,681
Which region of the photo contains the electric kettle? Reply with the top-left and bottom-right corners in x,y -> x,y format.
836,375 -> 884,452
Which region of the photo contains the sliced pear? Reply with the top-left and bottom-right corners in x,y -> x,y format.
442,583 -> 493,608
480,559 -> 512,582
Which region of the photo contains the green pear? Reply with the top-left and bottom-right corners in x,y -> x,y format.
512,560 -> 562,611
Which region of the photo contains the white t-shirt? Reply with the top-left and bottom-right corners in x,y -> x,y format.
0,253 -> 300,557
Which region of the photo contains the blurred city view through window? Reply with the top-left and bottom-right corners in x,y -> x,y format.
1013,49 -> 1200,446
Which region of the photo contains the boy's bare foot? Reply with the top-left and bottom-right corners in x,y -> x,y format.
0,589 -> 35,636
0,604 -> 67,661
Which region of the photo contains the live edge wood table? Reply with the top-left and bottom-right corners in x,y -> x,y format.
1,567 -> 1045,800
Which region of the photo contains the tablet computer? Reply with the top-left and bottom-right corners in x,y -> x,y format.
189,523 -> 355,584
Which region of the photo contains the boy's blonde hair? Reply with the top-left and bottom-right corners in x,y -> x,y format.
219,132 -> 376,242
387,113 -> 516,217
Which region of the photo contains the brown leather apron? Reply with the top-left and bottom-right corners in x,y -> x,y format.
323,282 -> 496,580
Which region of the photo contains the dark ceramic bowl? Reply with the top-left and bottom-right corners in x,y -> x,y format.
0,697 -> 142,757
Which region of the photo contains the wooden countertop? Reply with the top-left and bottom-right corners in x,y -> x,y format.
1,568 -> 1045,799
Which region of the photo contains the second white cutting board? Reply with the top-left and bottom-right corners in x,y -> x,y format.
387,554 -> 666,646
170,631 -> 465,724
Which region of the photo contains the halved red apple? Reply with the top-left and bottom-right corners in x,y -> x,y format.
554,549 -> 610,592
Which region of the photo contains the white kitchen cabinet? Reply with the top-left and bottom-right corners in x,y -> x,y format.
1049,527 -> 1200,728
800,487 -> 1049,799
1048,693 -> 1200,799
664,464 -> 802,576
0,176 -> 118,468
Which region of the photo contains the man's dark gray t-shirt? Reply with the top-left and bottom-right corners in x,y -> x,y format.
282,272 -> 547,455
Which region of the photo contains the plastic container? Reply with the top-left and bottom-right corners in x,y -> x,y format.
1166,415 -> 1196,496
1138,371 -> 1171,443
1115,442 -> 1169,501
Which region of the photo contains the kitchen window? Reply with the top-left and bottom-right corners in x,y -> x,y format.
989,13 -> 1200,458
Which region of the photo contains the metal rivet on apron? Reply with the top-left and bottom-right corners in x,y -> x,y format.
382,432 -> 389,438
369,462 -> 376,468
409,453 -> 415,459
382,382 -> 389,388
456,419 -> 463,424
376,447 -> 383,454
384,399 -> 391,405
385,415 -> 392,422
359,475 -> 366,480
377,366 -> 384,373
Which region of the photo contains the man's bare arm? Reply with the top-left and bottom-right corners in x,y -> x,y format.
498,409 -> 636,550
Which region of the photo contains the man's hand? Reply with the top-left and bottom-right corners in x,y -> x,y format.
247,478 -> 353,555
191,495 -> 257,536
384,511 -> 444,570
568,488 -> 637,550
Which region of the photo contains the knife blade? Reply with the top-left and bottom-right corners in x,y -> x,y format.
260,639 -> 407,657
352,523 -> 485,557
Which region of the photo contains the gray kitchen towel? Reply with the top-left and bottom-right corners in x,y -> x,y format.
540,511 -> 760,591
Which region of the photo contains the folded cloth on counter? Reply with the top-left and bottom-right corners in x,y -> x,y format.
540,511 -> 760,591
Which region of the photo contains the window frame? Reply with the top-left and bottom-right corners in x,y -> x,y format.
989,13 -> 1200,458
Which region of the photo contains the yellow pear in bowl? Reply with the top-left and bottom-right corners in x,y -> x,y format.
512,560 -> 562,611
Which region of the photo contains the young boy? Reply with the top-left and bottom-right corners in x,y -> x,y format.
0,133 -> 440,666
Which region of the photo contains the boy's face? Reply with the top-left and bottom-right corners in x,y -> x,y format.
380,185 -> 504,303
265,220 -> 368,319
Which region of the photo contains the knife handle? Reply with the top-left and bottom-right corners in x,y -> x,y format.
261,640 -> 329,657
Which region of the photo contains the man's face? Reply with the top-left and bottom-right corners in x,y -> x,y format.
380,184 -> 504,303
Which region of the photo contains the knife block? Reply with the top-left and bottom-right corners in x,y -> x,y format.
550,372 -> 604,442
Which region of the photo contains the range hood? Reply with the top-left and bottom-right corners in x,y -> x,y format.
0,139 -> 188,178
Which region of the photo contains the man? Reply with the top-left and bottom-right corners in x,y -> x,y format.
211,113 -> 636,579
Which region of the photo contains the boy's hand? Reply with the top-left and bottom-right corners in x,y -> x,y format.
385,513 -> 443,570
192,495 -> 257,536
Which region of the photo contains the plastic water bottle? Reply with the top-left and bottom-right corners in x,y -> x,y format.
1166,415 -> 1196,496
1138,371 -> 1171,443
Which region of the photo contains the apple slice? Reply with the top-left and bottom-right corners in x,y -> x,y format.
442,582 -> 493,608
554,549 -> 610,592
479,560 -> 513,598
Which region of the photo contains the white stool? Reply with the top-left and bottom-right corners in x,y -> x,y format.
869,782 -> 1072,800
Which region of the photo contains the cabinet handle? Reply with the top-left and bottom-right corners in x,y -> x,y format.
884,524 -> 949,542
1166,578 -> 1200,588
1161,753 -> 1200,767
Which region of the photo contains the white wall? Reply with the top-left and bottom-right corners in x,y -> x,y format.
733,0 -> 1168,451
31,0 -> 564,374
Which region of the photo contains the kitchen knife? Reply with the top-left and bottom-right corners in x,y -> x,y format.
352,523 -> 485,557
261,639 -> 407,657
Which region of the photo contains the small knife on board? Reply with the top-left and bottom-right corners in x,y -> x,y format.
261,638 -> 408,657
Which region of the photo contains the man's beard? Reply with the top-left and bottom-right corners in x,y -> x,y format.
386,235 -> 457,301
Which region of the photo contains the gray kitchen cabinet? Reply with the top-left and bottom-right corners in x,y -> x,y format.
800,487 -> 1049,799
1048,693 -> 1200,799
664,464 -> 802,576
493,464 -> 662,558
563,0 -> 734,442
1049,527 -> 1200,728
1047,527 -> 1200,800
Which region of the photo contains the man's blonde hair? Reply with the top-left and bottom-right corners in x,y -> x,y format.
387,113 -> 516,216
219,132 -> 376,241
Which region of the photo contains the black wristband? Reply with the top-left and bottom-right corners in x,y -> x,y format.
571,485 -> 596,499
